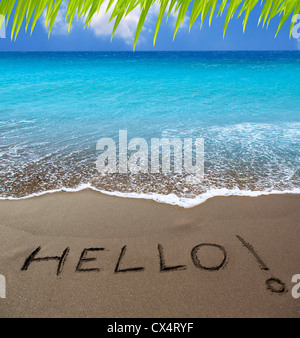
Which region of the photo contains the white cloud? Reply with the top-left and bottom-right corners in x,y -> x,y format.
90,2 -> 140,44
89,2 -> 189,45
90,1 -> 161,45
167,4 -> 189,30
41,1 -> 189,46
42,3 -> 69,36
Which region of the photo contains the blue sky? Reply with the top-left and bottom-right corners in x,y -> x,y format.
0,2 -> 299,51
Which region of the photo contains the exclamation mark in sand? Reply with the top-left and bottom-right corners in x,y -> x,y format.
236,235 -> 287,293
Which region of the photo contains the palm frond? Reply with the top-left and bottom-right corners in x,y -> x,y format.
0,0 -> 299,49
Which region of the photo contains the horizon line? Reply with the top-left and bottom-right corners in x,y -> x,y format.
0,50 -> 299,53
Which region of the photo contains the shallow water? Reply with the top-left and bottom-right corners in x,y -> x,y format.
0,51 -> 299,206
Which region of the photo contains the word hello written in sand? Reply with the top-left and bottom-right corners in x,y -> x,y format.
20,235 -> 287,295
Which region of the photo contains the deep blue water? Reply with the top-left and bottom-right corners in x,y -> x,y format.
0,52 -> 299,205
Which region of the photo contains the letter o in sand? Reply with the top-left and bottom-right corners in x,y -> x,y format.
266,278 -> 286,293
191,243 -> 227,271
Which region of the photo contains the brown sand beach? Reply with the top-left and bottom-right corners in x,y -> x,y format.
0,191 -> 299,318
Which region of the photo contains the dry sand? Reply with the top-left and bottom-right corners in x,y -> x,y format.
0,190 -> 299,317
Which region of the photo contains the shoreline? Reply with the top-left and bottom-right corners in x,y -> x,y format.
0,191 -> 299,317
0,185 -> 299,208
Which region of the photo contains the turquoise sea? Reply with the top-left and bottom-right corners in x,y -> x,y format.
0,51 -> 299,206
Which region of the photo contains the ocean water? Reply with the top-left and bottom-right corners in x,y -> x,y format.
0,51 -> 299,207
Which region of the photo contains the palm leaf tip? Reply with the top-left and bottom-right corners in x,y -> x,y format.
0,0 -> 298,47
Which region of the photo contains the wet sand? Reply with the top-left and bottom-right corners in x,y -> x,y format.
0,190 -> 299,317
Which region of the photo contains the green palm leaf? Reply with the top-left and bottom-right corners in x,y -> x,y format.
0,0 -> 299,48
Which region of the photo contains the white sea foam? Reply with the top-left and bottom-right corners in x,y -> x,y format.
0,184 -> 299,208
